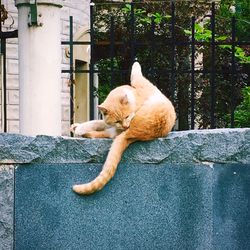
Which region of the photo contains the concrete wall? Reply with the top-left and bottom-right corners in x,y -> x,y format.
0,128 -> 249,249
0,0 -> 89,135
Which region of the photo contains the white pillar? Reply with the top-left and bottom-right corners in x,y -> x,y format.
16,0 -> 62,136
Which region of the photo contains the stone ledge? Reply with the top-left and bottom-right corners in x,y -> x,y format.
0,128 -> 249,165
0,165 -> 14,250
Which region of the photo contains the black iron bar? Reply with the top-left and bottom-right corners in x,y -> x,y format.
62,68 -> 244,75
0,30 -> 18,39
0,1 -> 18,132
110,16 -> 115,86
61,40 -> 250,47
69,16 -> 74,136
130,1 -> 135,64
230,16 -> 236,128
150,16 -> 155,78
1,38 -> 7,132
89,1 -> 95,120
210,2 -> 216,129
61,41 -> 90,45
191,16 -> 195,130
170,0 -> 176,102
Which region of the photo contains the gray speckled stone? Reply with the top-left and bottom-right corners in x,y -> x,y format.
14,163 -> 250,250
15,163 -> 214,250
0,128 -> 249,164
0,128 -> 249,250
0,165 -> 14,250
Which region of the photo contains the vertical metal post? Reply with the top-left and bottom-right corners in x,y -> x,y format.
89,1 -> 95,120
191,16 -> 195,129
210,2 -> 216,128
69,16 -> 74,136
170,0 -> 176,102
110,15 -> 115,86
0,0 -> 7,132
1,38 -> 7,132
130,1 -> 135,64
230,16 -> 236,128
150,16 -> 155,77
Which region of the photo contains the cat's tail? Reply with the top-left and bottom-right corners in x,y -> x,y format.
130,61 -> 143,82
72,133 -> 132,195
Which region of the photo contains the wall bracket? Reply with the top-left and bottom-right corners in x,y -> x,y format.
28,0 -> 42,26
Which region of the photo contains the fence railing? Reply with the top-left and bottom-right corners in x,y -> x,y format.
0,6 -> 18,132
63,1 -> 249,131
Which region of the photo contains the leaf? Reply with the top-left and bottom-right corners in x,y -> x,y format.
184,29 -> 192,35
219,44 -> 232,49
194,23 -> 204,33
216,35 -> 228,41
125,4 -> 131,10
140,17 -> 151,24
164,14 -> 172,19
121,4 -> 132,14
135,8 -> 146,15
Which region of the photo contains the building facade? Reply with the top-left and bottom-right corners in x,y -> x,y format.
0,0 -> 90,135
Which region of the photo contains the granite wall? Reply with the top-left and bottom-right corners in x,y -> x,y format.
0,128 -> 249,249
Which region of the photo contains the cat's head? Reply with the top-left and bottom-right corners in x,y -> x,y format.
98,86 -> 135,130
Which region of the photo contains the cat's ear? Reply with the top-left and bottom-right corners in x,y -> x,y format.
120,94 -> 129,105
98,105 -> 108,115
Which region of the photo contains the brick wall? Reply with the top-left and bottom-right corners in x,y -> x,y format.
0,0 -> 90,135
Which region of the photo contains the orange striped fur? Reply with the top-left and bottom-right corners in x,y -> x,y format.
71,62 -> 176,195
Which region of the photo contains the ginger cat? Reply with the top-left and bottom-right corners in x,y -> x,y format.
71,62 -> 176,195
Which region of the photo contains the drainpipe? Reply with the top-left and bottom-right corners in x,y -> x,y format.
15,0 -> 62,136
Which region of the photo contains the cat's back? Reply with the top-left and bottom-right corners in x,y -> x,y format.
143,87 -> 171,107
103,84 -> 136,105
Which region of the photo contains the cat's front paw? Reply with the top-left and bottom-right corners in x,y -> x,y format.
70,123 -> 87,137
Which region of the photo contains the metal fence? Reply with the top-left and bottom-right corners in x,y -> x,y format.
62,1 -> 250,131
1,2 -> 249,132
0,5 -> 18,132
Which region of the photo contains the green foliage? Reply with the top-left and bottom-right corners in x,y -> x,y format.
184,22 -> 250,64
184,23 -> 212,42
96,58 -> 122,104
121,4 -> 171,25
218,0 -> 250,41
92,0 -> 249,130
233,86 -> 250,127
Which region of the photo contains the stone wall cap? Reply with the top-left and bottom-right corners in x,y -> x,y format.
0,128 -> 249,165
